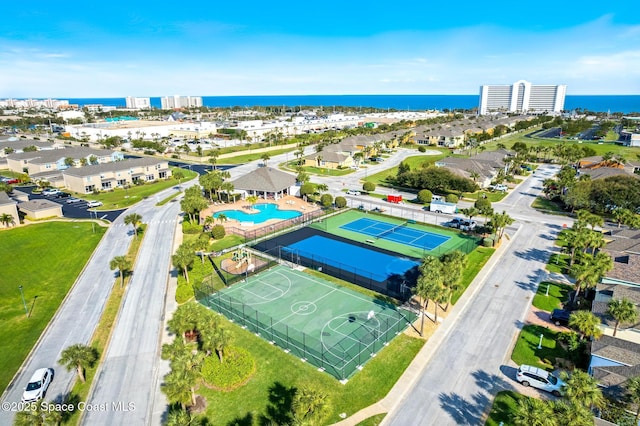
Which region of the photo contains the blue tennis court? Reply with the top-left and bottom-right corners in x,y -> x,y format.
340,217 -> 450,251
282,235 -> 419,282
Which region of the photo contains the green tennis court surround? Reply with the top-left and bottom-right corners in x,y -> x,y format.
198,265 -> 416,380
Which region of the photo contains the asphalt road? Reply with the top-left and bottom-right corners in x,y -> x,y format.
80,187 -> 183,425
383,164 -> 570,425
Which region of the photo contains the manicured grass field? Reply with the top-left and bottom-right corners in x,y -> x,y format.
86,168 -> 198,210
194,303 -> 424,425
452,247 -> 495,305
0,222 -> 106,393
221,147 -> 295,165
511,325 -> 569,370
364,151 -> 449,185
532,282 -> 572,312
531,196 -> 566,213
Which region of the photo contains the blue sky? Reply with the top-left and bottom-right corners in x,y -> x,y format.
1,1 -> 639,97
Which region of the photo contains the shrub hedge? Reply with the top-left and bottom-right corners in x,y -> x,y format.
201,346 -> 256,391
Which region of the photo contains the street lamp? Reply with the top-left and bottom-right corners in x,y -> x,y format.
18,285 -> 28,317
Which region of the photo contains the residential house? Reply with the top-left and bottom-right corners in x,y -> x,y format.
0,191 -> 19,227
0,138 -> 61,158
62,157 -> 171,194
17,199 -> 63,220
6,147 -> 124,175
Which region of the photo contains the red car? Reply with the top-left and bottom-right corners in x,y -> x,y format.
5,178 -> 19,184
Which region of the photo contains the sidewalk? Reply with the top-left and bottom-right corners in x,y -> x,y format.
331,228 -> 518,425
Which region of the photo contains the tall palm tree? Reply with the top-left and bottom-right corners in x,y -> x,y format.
168,303 -> 202,343
261,152 -> 271,166
440,251 -> 467,311
0,212 -> 15,227
58,343 -> 98,383
124,213 -> 143,240
607,298 -> 638,336
172,243 -> 195,283
512,397 -> 555,426
459,207 -> 479,223
110,255 -> 132,288
569,310 -> 603,341
207,326 -> 232,363
625,376 -> 640,424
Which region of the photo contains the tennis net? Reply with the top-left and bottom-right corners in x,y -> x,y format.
376,222 -> 407,239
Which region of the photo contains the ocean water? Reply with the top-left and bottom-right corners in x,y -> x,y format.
60,94 -> 640,114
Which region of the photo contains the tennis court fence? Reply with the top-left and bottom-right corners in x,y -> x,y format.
197,290 -> 413,380
258,245 -> 417,301
224,209 -> 325,243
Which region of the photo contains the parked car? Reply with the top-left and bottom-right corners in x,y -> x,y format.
516,364 -> 565,396
66,197 -> 82,204
489,184 -> 508,192
41,188 -> 60,196
86,200 -> 103,208
21,368 -> 54,403
346,190 -> 361,196
55,192 -> 71,198
444,218 -> 464,228
459,219 -> 477,231
550,309 -> 571,326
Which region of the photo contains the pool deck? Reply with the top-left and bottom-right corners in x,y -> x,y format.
200,195 -> 320,230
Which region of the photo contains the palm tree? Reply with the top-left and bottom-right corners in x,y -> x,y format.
207,326 -> 231,363
613,208 -> 633,228
208,149 -> 220,170
440,251 -> 467,311
165,408 -> 194,426
607,298 -> 638,336
172,242 -> 195,283
561,369 -> 605,410
291,385 -> 332,426
491,211 -> 514,242
261,152 -> 271,166
625,376 -> 640,424
14,403 -> 46,426
58,343 -> 98,383
162,370 -> 193,410
459,207 -> 479,223
110,255 -> 132,288
512,397 -> 555,426
0,212 -> 15,227
124,213 -> 143,239
168,303 -> 202,343
569,310 -> 603,341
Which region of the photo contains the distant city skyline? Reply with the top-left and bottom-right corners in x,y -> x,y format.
1,2 -> 638,97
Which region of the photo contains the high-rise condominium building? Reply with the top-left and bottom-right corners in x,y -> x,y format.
125,96 -> 151,110
478,80 -> 566,115
160,95 -> 203,109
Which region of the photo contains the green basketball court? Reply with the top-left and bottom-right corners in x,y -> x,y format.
310,209 -> 479,258
200,265 -> 416,380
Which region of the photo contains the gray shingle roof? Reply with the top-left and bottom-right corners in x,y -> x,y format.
232,167 -> 296,192
62,157 -> 167,177
7,147 -> 117,164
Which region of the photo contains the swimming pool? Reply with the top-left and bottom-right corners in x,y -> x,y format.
214,203 -> 301,224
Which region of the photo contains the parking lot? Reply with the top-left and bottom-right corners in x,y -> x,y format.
19,186 -> 125,222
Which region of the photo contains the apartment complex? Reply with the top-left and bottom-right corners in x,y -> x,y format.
160,95 -> 203,109
478,80 -> 566,115
125,97 -> 151,110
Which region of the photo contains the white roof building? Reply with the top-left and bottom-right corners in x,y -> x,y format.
479,80 -> 566,115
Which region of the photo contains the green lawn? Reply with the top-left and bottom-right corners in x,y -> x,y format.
364,151 -> 449,185
0,222 -> 106,393
485,391 -> 526,426
532,282 -> 573,312
356,414 -> 387,426
531,196 -> 566,213
511,325 -> 569,370
282,161 -> 354,176
85,168 -> 198,210
220,147 -> 295,165
546,253 -> 570,274
451,247 -> 495,305
193,302 -> 424,425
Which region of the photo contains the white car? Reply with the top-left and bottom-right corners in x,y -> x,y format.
516,365 -> 565,397
22,368 -> 53,403
86,200 -> 103,208
346,190 -> 361,196
66,197 -> 82,204
41,188 -> 60,196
